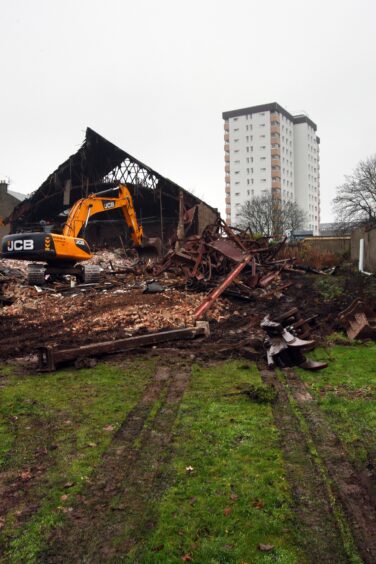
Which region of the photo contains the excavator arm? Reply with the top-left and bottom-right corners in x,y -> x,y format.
63,184 -> 144,245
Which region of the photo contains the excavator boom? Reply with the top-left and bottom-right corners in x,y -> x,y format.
63,185 -> 144,246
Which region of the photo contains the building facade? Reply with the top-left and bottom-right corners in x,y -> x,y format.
222,102 -> 320,234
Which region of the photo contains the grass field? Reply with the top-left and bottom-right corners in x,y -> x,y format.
137,362 -> 303,563
298,343 -> 376,466
0,342 -> 375,562
0,360 -> 154,561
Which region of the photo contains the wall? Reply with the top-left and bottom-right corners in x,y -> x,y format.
81,201 -> 219,249
0,182 -> 20,237
0,182 -> 20,223
351,227 -> 376,272
197,203 -> 218,234
304,236 -> 350,255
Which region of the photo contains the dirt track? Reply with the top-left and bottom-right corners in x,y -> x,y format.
41,364 -> 190,562
35,361 -> 376,563
260,368 -> 349,563
286,369 -> 376,563
261,367 -> 376,564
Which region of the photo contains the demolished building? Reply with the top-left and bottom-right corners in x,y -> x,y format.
4,128 -> 368,372
7,128 -> 219,249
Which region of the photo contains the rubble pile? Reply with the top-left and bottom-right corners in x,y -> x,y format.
85,249 -> 140,272
0,258 -> 28,278
0,257 -> 230,359
2,286 -> 227,333
0,259 -> 27,306
159,219 -> 293,299
1,221 -> 371,368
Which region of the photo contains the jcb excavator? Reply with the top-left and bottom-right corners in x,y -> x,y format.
1,184 -> 161,285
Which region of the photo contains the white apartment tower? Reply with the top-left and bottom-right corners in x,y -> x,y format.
222,102 -> 320,234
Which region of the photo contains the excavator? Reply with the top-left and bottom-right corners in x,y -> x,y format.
1,184 -> 161,285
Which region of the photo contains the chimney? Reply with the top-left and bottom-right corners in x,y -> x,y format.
0,180 -> 8,194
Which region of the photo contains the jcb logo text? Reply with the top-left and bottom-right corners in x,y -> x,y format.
7,240 -> 34,251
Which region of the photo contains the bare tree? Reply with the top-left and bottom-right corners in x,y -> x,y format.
237,195 -> 274,236
333,155 -> 376,227
238,194 -> 306,237
282,200 -> 306,234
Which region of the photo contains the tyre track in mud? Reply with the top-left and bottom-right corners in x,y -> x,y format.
262,365 -> 376,563
283,368 -> 376,564
260,369 -> 350,564
41,364 -> 190,563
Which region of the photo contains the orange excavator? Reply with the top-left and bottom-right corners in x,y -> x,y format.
1,184 -> 161,285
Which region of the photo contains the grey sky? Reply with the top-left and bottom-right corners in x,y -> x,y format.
1,0 -> 375,222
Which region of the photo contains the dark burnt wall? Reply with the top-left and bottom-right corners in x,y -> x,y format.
7,128 -> 219,249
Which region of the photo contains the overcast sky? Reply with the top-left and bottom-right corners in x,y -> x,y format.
1,0 -> 375,222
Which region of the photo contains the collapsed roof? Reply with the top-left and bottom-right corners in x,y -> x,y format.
8,128 -> 218,234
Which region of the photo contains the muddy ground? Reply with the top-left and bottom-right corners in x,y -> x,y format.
1,262 -> 374,363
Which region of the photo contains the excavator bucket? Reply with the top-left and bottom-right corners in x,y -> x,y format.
138,237 -> 163,260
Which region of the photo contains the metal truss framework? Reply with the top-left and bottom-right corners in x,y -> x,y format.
104,157 -> 160,191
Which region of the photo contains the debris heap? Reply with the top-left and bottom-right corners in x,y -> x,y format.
159,219 -> 293,298
261,314 -> 328,371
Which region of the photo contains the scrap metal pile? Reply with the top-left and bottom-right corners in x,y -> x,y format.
261,311 -> 328,371
159,219 -> 294,307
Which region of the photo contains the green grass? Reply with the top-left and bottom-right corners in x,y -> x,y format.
137,361 -> 305,563
0,360 -> 154,563
314,276 -> 346,301
297,343 -> 376,465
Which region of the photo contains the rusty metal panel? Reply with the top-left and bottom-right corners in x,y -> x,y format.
207,239 -> 246,262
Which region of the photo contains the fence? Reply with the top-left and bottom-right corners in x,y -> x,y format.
351,227 -> 376,273
302,236 -> 351,255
